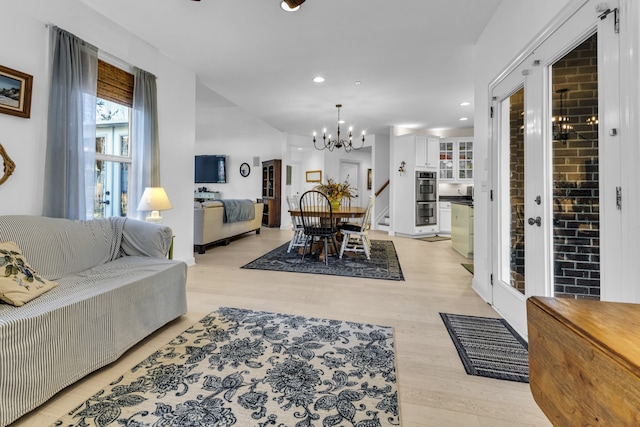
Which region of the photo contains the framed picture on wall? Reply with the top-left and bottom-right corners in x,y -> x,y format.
0,65 -> 33,118
367,168 -> 372,190
305,170 -> 322,183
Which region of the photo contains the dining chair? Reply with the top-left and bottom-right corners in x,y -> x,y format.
286,195 -> 307,253
299,190 -> 339,265
339,195 -> 375,260
337,196 -> 352,226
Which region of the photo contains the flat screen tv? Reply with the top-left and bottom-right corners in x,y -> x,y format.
195,155 -> 226,183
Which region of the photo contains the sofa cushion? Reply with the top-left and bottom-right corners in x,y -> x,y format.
0,241 -> 58,306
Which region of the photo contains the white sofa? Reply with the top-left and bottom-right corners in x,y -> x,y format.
193,200 -> 263,254
0,215 -> 187,426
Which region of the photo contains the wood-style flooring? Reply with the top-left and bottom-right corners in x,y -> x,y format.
9,228 -> 551,427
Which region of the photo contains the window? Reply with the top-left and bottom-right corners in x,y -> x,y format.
94,60 -> 134,218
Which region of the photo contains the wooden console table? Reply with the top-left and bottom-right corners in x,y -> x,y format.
527,296 -> 640,426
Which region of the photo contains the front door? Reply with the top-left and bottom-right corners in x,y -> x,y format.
491,0 -> 620,337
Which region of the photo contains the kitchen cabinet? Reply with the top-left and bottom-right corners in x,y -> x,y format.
439,201 -> 452,234
415,136 -> 439,170
439,137 -> 473,182
452,203 -> 473,257
392,134 -> 440,236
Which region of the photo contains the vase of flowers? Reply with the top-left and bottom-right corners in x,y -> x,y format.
314,178 -> 356,210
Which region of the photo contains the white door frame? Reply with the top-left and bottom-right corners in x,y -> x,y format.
489,0 -> 621,337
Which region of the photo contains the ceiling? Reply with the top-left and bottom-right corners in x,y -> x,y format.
78,0 -> 502,137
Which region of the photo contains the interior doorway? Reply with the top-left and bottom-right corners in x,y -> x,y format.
339,160 -> 361,208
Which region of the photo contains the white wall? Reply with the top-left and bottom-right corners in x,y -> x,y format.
195,105 -> 284,200
1,0 -> 197,264
372,133 -> 390,227
472,0 -> 574,302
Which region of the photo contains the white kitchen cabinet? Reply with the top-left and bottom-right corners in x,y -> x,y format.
439,201 -> 452,234
439,137 -> 473,182
452,203 -> 473,258
392,133 -> 439,236
415,136 -> 439,170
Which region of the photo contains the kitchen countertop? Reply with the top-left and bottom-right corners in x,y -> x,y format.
440,196 -> 473,206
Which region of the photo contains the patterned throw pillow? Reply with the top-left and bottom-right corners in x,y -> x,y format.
0,241 -> 58,306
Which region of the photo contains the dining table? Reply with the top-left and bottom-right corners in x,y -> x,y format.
288,206 -> 366,259
288,206 -> 366,223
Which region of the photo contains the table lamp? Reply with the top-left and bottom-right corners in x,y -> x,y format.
137,187 -> 172,223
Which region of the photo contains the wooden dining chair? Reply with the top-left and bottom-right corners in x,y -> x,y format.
286,195 -> 307,253
299,190 -> 339,265
339,195 -> 375,260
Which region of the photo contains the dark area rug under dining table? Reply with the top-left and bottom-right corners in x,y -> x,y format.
240,240 -> 404,281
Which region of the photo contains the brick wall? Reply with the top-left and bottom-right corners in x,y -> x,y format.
509,88 -> 525,293
551,33 -> 600,299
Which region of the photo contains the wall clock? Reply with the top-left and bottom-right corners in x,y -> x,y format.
239,162 -> 251,177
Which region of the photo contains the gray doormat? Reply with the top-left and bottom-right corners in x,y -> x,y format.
439,313 -> 529,383
418,235 -> 451,242
461,263 -> 474,274
241,240 -> 404,281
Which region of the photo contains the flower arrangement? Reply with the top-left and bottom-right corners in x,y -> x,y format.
314,177 -> 356,202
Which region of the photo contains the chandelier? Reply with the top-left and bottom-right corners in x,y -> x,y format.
552,88 -> 573,142
313,104 -> 365,152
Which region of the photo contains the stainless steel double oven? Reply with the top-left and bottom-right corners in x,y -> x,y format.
415,171 -> 437,226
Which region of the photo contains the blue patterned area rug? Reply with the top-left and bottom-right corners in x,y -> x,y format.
54,308 -> 400,427
439,313 -> 529,383
241,240 -> 404,281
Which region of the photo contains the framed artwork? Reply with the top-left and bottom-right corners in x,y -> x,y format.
305,170 -> 322,183
286,165 -> 292,185
0,65 -> 33,118
367,168 -> 372,190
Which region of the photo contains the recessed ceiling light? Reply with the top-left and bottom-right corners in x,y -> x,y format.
355,81 -> 361,86
460,102 -> 471,106
280,1 -> 300,12
459,117 -> 469,121
313,76 -> 325,83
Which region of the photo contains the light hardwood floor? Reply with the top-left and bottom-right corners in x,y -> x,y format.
10,228 -> 551,427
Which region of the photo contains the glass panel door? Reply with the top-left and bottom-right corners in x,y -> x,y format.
439,141 -> 453,179
508,88 -> 526,294
551,33 -> 600,300
496,87 -> 526,295
458,141 -> 473,180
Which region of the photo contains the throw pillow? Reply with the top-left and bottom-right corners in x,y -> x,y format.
0,241 -> 58,306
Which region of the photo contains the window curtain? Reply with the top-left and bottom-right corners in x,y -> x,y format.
129,67 -> 160,220
43,26 -> 98,220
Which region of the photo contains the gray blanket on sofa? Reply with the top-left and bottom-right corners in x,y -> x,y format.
220,199 -> 255,223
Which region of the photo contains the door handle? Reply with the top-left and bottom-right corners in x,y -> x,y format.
528,216 -> 541,227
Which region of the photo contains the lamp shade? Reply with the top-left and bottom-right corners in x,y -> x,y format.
136,187 -> 173,212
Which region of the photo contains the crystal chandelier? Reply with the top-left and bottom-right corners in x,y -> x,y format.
313,104 -> 365,152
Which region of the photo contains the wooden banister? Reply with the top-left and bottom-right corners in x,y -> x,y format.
375,180 -> 390,197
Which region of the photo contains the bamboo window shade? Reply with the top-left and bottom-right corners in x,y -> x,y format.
97,60 -> 134,107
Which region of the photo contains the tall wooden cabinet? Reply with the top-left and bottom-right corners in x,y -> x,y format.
261,159 -> 281,227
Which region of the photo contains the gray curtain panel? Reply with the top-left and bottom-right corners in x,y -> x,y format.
43,26 -> 98,220
129,67 -> 160,221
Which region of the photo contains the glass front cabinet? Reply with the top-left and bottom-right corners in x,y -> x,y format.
439,137 -> 473,182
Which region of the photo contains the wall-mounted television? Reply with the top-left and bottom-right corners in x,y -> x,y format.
195,155 -> 226,183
